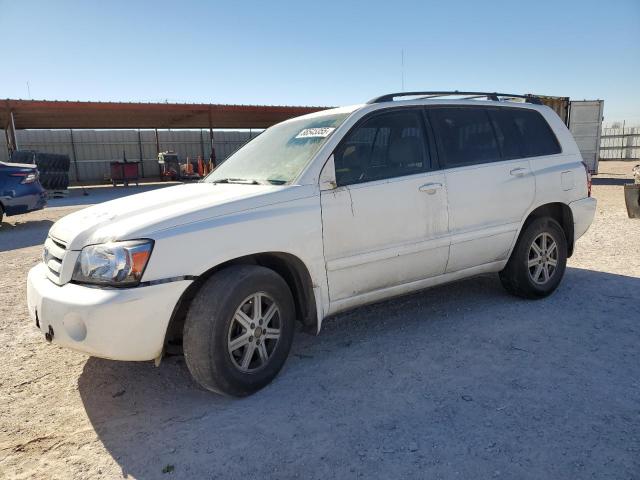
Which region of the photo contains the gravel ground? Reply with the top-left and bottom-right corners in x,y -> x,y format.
1,162 -> 639,479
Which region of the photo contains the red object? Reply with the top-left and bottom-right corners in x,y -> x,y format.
0,99 -> 326,130
110,162 -> 139,186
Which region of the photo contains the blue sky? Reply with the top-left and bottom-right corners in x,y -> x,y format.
1,0 -> 639,122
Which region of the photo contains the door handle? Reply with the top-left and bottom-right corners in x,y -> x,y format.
418,182 -> 443,194
510,168 -> 528,177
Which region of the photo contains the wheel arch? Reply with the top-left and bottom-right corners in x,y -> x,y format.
163,251 -> 318,353
520,202 -> 574,257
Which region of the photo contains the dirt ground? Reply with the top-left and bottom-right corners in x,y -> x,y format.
1,162 -> 639,479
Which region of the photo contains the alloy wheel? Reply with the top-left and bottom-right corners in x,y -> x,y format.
527,232 -> 558,285
227,292 -> 282,372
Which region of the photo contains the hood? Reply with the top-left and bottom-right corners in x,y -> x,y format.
49,183 -> 306,250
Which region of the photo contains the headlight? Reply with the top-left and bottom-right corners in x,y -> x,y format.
72,240 -> 154,287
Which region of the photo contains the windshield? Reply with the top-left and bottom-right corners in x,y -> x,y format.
205,112 -> 349,185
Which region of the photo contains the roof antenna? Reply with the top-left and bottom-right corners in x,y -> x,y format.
401,49 -> 405,91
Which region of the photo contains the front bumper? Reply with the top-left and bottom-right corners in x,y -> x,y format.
569,196 -> 597,241
26,263 -> 192,361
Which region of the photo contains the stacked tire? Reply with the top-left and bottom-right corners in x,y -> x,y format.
35,153 -> 70,190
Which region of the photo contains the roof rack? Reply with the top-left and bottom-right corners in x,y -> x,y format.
367,91 -> 543,105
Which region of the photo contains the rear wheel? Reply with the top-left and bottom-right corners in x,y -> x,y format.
183,265 -> 295,396
500,217 -> 567,299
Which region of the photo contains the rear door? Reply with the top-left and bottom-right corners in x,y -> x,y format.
427,106 -> 535,273
320,108 -> 449,310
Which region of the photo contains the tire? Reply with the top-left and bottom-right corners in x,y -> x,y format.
62,172 -> 69,189
35,154 -> 71,173
55,172 -> 68,190
39,172 -> 52,189
0,204 -> 4,224
36,155 -> 55,172
183,265 -> 296,397
499,217 -> 567,299
38,171 -> 68,190
59,156 -> 71,172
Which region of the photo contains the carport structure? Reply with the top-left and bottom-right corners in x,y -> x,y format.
1,99 -> 328,178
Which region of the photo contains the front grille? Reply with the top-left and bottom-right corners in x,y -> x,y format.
50,237 -> 66,250
43,236 -> 68,284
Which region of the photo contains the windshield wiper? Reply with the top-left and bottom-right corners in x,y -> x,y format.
210,178 -> 260,185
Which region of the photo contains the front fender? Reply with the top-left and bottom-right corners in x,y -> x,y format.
141,193 -> 330,325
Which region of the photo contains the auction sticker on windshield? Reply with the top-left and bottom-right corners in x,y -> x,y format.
295,127 -> 336,139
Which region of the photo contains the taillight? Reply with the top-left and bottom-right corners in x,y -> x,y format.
581,161 -> 592,197
10,172 -> 38,184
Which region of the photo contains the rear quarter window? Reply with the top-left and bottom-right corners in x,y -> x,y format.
500,108 -> 561,158
487,109 -> 525,160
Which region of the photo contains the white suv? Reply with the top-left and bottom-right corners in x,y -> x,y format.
27,92 -> 597,396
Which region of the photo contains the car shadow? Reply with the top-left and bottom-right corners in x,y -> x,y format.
0,219 -> 54,252
78,267 -> 640,479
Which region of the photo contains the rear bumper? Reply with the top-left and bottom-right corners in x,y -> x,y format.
2,190 -> 47,216
569,196 -> 597,241
26,263 -> 191,361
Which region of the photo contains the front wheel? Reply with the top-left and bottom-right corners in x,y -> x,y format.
500,217 -> 568,299
183,265 -> 295,396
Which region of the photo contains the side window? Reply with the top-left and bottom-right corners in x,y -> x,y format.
334,110 -> 428,186
429,107 -> 500,167
488,109 -> 525,160
509,109 -> 561,157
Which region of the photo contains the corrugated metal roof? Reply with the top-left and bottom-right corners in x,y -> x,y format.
1,99 -> 330,130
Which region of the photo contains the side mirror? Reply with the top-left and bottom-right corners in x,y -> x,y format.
319,154 -> 337,190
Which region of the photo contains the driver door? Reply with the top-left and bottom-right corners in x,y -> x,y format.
320,108 -> 450,311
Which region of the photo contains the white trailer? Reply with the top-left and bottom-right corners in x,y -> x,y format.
568,100 -> 604,174
536,96 -> 604,174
